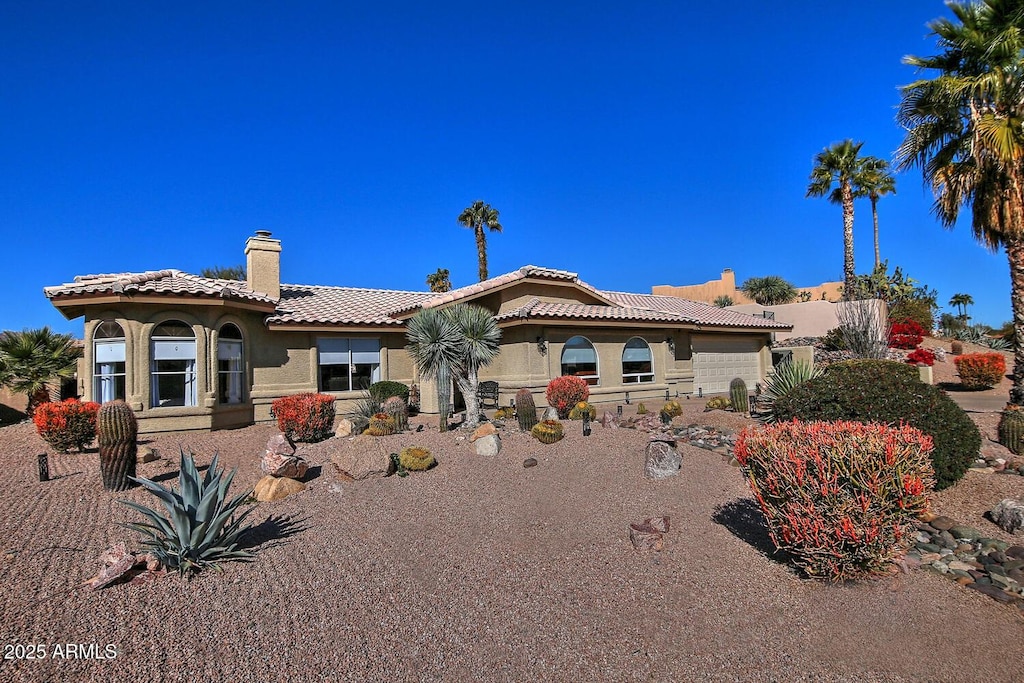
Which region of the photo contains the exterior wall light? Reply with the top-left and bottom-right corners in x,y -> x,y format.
666,336 -> 675,352
536,336 -> 547,355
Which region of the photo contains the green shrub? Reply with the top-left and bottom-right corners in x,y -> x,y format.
735,420 -> 934,581
369,381 -> 410,404
820,327 -> 847,351
757,360 -> 823,423
889,299 -> 933,333
771,359 -> 980,490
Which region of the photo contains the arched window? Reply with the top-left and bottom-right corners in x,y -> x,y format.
622,337 -> 654,384
217,324 -> 244,404
151,321 -> 197,407
93,321 -> 126,402
560,335 -> 599,386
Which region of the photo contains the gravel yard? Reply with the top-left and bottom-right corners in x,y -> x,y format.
1,381 -> 1023,682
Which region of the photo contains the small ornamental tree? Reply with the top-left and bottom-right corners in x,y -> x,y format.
270,393 -> 336,442
546,376 -> 590,418
735,420 -> 934,581
888,319 -> 925,350
33,398 -> 100,452
954,352 -> 1006,390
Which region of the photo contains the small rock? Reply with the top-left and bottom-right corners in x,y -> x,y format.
523,458 -> 538,468
600,411 -> 620,429
949,525 -> 982,541
470,423 -> 498,442
629,522 -> 664,551
254,475 -> 306,502
990,498 -> 1024,535
930,516 -> 956,531
956,576 -> 975,586
473,433 -> 502,456
541,407 -> 559,421
1008,545 -> 1024,560
265,433 -> 295,456
644,439 -> 681,479
137,446 -> 159,464
968,582 -> 1018,604
947,560 -> 975,572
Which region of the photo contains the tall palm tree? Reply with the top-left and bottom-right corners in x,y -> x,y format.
949,292 -> 975,320
855,157 -> 897,268
896,0 -> 1024,404
0,327 -> 80,415
406,304 -> 501,431
807,139 -> 868,299
457,200 -> 503,282
425,268 -> 452,293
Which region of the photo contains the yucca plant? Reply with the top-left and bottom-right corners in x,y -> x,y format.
759,359 -> 824,423
119,449 -> 256,576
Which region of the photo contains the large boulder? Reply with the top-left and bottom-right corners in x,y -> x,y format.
644,437 -> 681,479
474,433 -> 502,456
990,499 -> 1024,534
331,435 -> 395,480
261,434 -> 308,479
254,475 -> 307,502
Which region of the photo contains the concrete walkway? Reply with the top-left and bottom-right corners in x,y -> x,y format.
946,391 -> 1008,413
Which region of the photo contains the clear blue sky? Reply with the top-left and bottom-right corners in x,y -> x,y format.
1,0 -> 1007,336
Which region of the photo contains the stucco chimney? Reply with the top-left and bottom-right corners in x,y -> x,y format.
245,230 -> 281,299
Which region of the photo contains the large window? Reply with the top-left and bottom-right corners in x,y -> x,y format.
217,324 -> 244,405
622,337 -> 654,384
151,321 -> 197,407
318,338 -> 380,392
561,336 -> 599,386
93,321 -> 126,403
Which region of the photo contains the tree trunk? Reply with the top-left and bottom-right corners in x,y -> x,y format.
842,181 -> 856,300
436,365 -> 451,432
476,226 -> 488,281
871,196 -> 880,268
456,372 -> 481,430
1006,238 -> 1024,405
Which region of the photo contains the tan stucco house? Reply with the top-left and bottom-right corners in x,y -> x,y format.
45,232 -> 792,433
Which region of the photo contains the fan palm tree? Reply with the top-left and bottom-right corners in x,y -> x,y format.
406,304 -> 501,431
457,200 -> 503,282
949,292 -> 975,320
896,0 -> 1024,403
807,139 -> 868,299
0,327 -> 80,415
854,157 -> 897,268
425,268 -> 452,293
740,276 -> 798,306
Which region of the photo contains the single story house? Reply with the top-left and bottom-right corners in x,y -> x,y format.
45,231 -> 792,433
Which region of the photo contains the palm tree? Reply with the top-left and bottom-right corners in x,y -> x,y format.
425,268 -> 452,293
949,292 -> 975,320
740,276 -> 798,306
0,327 -> 80,415
854,157 -> 897,268
807,139 -> 868,299
895,0 -> 1024,404
406,304 -> 501,431
200,265 -> 246,280
457,200 -> 503,282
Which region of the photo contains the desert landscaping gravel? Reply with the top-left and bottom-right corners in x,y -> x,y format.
1,393 -> 1022,683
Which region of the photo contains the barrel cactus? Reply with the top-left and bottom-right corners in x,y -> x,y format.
98,400 -> 138,491
494,406 -> 515,420
568,401 -> 597,421
662,400 -> 683,419
531,419 -> 564,444
951,340 -> 963,356
382,396 -> 409,432
516,388 -> 538,432
729,378 -> 749,414
398,446 -> 435,471
636,402 -> 647,415
999,405 -> 1024,455
366,412 -> 397,436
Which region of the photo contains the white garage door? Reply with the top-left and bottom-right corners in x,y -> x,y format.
692,335 -> 763,394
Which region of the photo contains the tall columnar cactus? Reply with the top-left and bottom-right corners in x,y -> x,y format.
516,388 -> 538,432
98,400 -> 138,491
382,396 -> 409,432
999,406 -> 1024,455
730,378 -> 749,414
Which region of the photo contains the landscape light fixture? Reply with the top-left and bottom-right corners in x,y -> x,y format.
536,336 -> 547,354
625,391 -> 630,404
666,336 -> 675,352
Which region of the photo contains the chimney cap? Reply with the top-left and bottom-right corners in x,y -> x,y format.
255,229 -> 273,238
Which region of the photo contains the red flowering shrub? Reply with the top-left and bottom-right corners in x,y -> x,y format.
905,348 -> 935,367
734,419 -> 934,581
545,376 -> 590,418
33,398 -> 100,452
888,319 -> 925,349
954,352 -> 1006,390
270,393 -> 336,442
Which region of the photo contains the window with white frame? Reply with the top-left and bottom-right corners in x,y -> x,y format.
318,338 -> 381,392
622,337 -> 654,383
217,324 -> 244,405
560,335 -> 599,386
150,321 -> 197,408
93,320 -> 126,403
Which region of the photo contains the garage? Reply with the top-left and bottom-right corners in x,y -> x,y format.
692,334 -> 763,394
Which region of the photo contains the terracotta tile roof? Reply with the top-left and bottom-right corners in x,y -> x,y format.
602,292 -> 792,329
267,285 -> 435,326
44,270 -> 279,306
496,299 -> 693,324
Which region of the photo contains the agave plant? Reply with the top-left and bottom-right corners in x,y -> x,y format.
758,359 -> 824,423
119,449 -> 256,576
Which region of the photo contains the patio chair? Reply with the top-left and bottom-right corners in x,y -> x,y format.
477,381 -> 499,410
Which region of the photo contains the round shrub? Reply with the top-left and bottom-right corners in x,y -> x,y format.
33,398 -> 100,452
889,319 -> 925,350
369,381 -> 410,404
546,376 -> 589,418
771,359 -> 980,490
954,352 -> 1006,389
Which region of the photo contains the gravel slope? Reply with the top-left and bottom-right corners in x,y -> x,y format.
0,400 -> 1022,683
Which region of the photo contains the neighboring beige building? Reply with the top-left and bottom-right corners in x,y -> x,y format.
45,232 -> 791,433
652,269 -> 843,305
